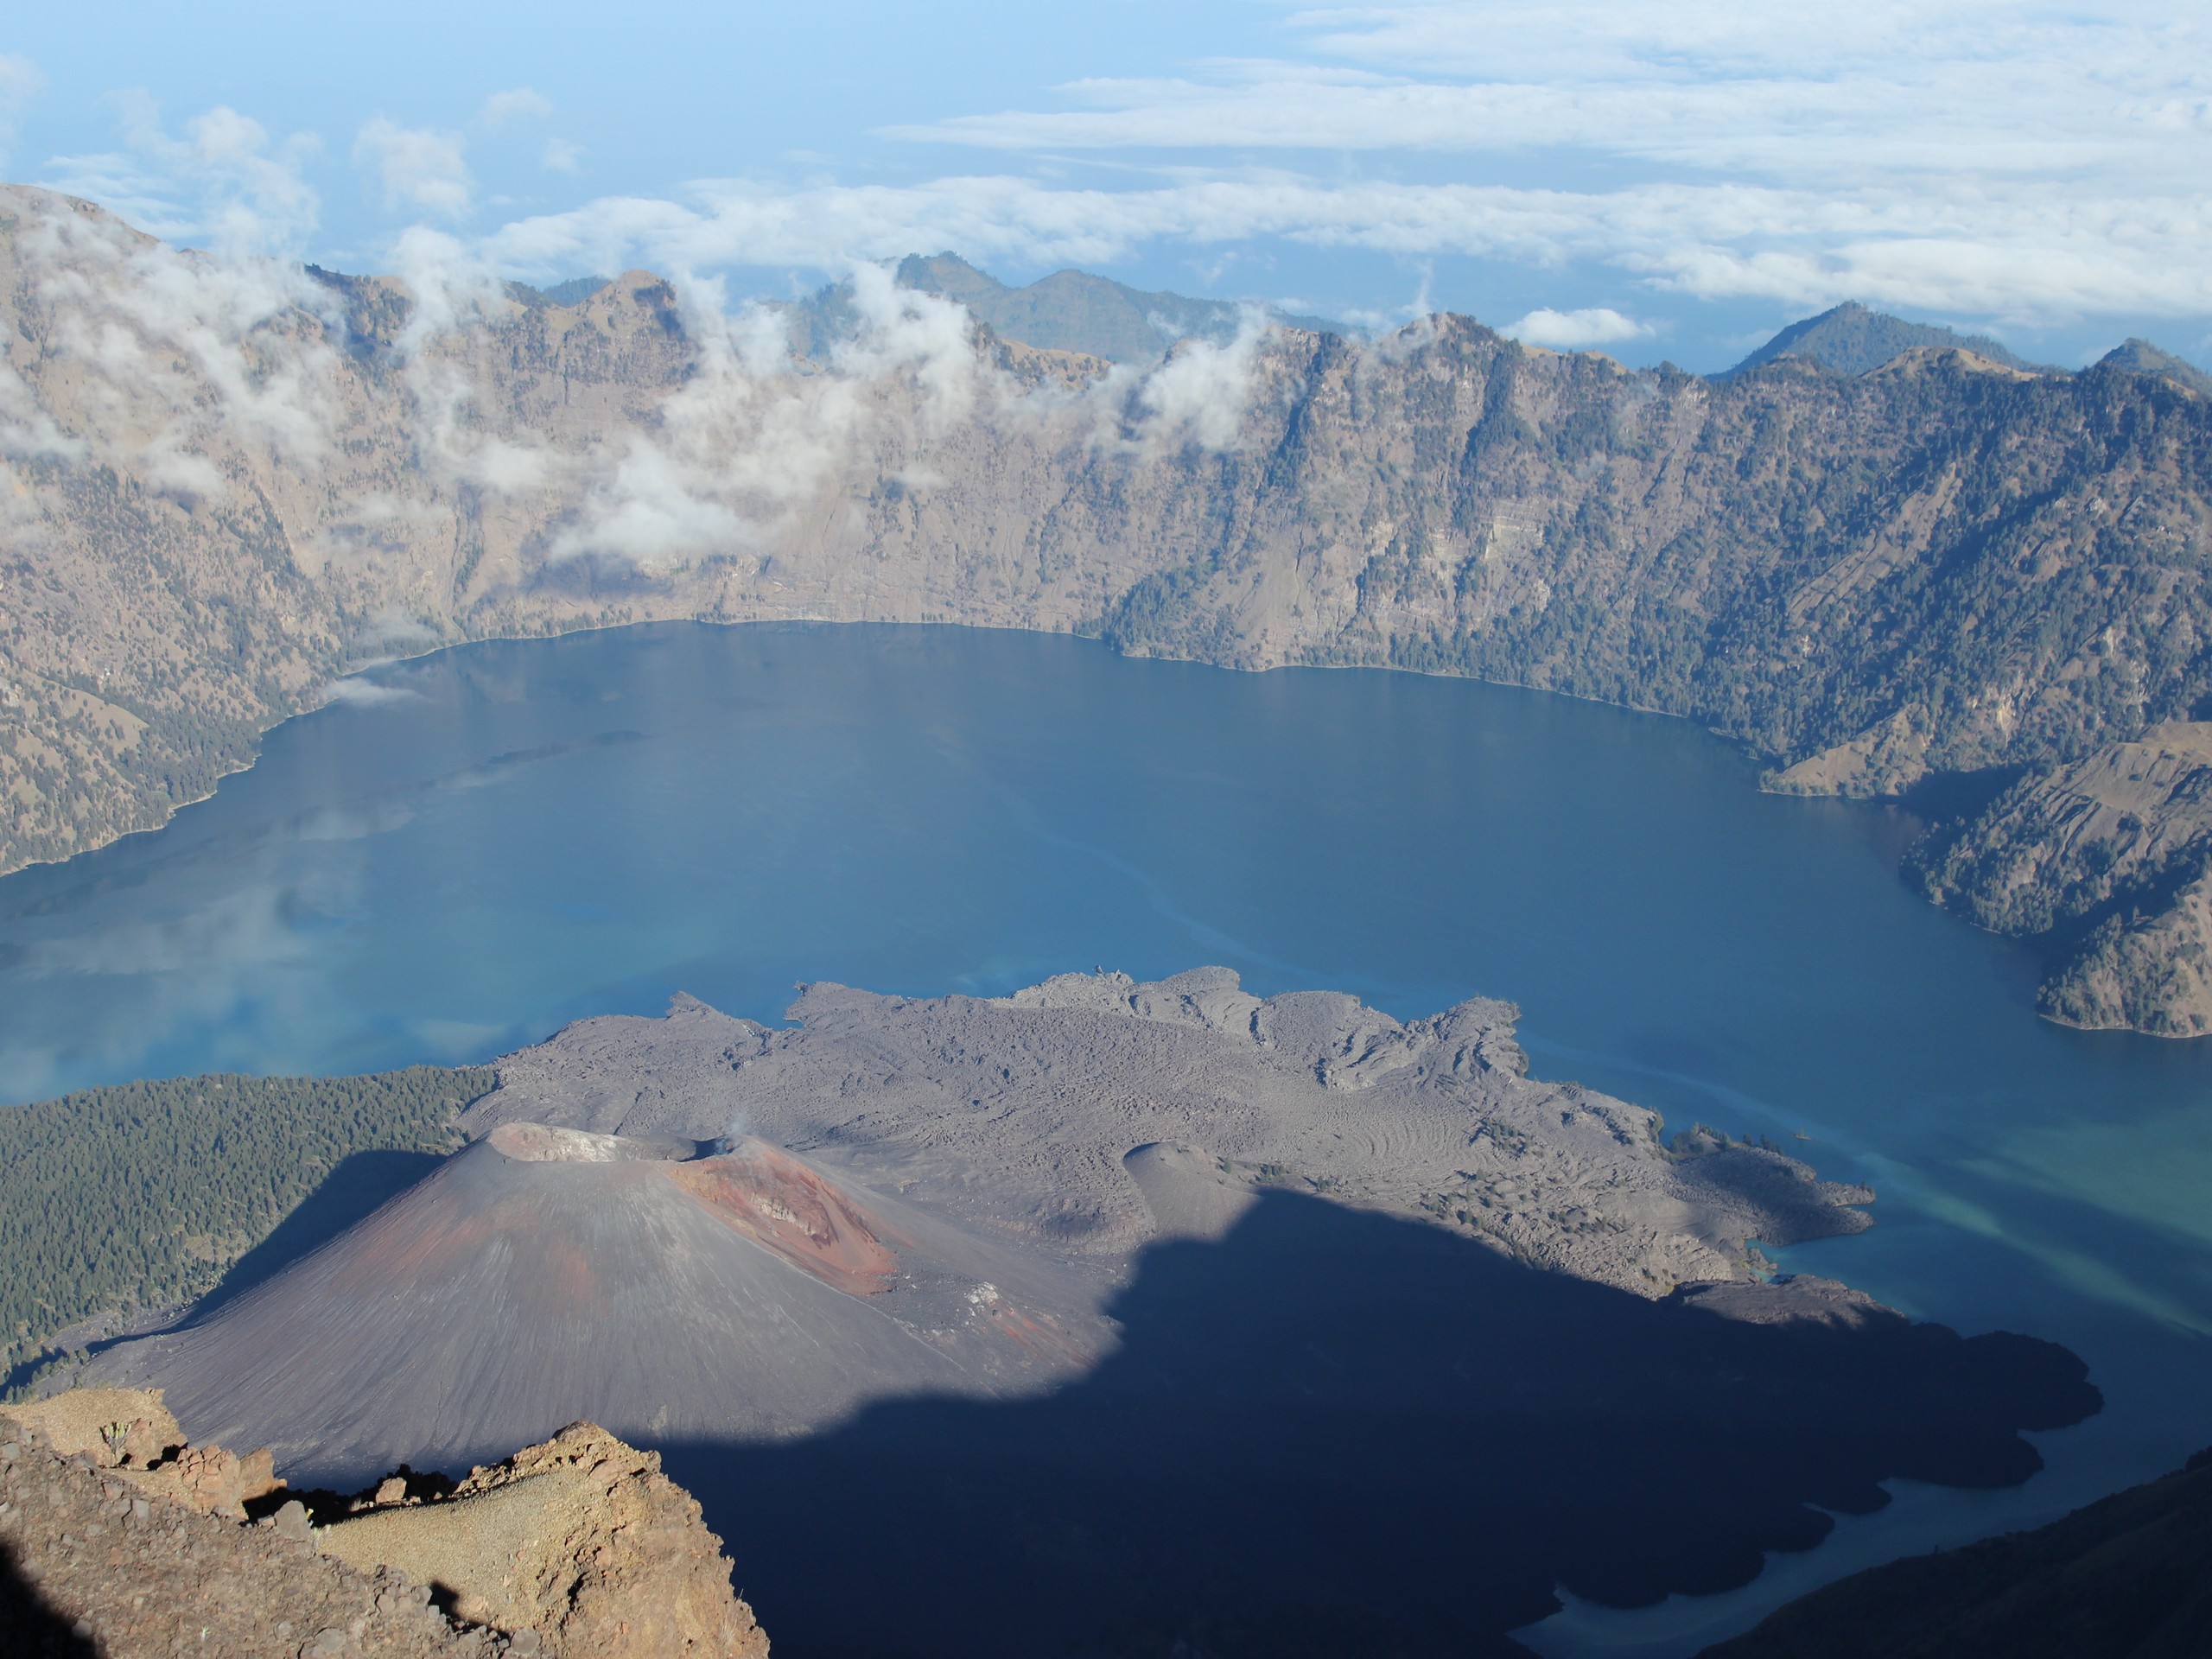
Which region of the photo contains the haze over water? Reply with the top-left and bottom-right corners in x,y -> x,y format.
3,620 -> 2208,1654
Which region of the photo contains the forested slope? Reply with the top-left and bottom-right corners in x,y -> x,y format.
1700,1448 -> 2212,1658
0,1067 -> 493,1390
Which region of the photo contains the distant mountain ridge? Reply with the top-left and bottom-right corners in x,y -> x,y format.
497,256 -> 1340,365
894,251 -> 1342,362
503,265 -> 2212,399
1727,301 -> 2054,378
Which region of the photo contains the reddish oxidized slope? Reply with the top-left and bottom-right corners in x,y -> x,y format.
668,1140 -> 899,1296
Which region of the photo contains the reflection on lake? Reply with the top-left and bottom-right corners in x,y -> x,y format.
3,620 -> 2208,1656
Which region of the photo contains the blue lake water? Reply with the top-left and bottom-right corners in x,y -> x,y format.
3,620 -> 2209,1653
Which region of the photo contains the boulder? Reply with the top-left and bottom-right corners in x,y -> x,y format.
320,1422 -> 769,1658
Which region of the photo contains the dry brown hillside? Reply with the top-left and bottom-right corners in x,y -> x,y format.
3,186 -> 2210,1028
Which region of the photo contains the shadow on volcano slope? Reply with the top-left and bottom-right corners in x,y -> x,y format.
664,1189 -> 2098,1659
197,1150 -> 446,1313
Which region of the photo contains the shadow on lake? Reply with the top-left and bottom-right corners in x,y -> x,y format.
661,1189 -> 2099,1659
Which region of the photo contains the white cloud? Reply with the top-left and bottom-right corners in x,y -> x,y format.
353,118 -> 473,219
43,98 -> 321,259
1503,307 -> 1651,349
22,0 -> 2212,402
550,435 -> 750,569
0,357 -> 84,463
844,1 -> 2210,330
347,609 -> 445,660
476,168 -> 2212,328
321,676 -> 425,707
897,3 -> 2206,185
480,87 -> 553,128
542,273 -> 857,569
462,436 -> 552,495
1128,307 -> 1271,451
139,430 -> 227,504
385,223 -> 504,346
35,151 -> 193,238
9,175 -> 346,524
0,412 -> 82,464
834,261 -> 985,422
168,105 -> 324,258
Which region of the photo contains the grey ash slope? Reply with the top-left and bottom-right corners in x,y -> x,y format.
464,967 -> 1874,1292
89,1118 -> 1108,1484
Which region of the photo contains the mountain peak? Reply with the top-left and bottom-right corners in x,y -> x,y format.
2096,337 -> 2212,396
895,251 -> 1004,305
1729,302 -> 2048,378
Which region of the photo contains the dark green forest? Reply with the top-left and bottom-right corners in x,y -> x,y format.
0,1066 -> 495,1382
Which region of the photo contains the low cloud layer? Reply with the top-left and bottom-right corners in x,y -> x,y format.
469,169 -> 2212,330
2,172 -> 1291,594
865,1 -> 2212,329
1504,308 -> 1651,350
8,2 -> 2211,359
354,118 -> 472,220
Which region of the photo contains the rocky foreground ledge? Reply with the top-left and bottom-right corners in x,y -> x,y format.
0,1390 -> 767,1659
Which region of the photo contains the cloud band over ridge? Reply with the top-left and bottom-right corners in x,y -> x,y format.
9,2 -> 2211,362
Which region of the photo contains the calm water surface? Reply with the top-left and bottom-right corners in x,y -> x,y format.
3,622 -> 2209,1654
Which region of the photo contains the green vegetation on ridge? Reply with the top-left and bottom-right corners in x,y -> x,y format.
1700,1447 -> 2212,1657
1724,299 -> 2050,378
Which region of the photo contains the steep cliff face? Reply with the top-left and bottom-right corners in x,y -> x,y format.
1089,338 -> 2212,801
1915,724 -> 2212,1033
2039,880 -> 2212,1036
4,186 -> 2211,1028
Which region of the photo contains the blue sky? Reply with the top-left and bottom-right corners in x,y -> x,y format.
4,2 -> 2208,371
